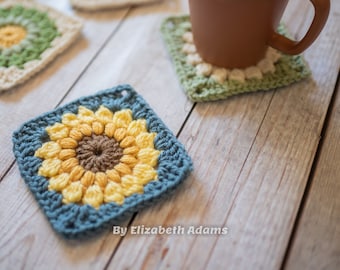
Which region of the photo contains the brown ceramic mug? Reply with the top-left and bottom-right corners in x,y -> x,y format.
188,0 -> 330,68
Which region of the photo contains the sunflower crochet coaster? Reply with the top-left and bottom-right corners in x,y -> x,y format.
12,85 -> 193,239
70,0 -> 159,11
161,16 -> 311,102
0,0 -> 82,92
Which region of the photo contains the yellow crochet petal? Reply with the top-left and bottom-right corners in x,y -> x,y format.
92,121 -> 104,135
80,171 -> 95,188
135,132 -> 156,149
79,123 -> 93,136
106,169 -> 121,183
120,136 -> 135,148
61,113 -> 80,128
69,165 -> 85,182
62,182 -> 83,204
114,163 -> 132,176
122,186 -> 144,197
60,157 -> 79,173
137,148 -> 160,167
121,175 -> 144,196
35,141 -> 61,159
82,185 -> 104,208
114,128 -> 127,142
95,172 -> 108,189
127,119 -> 147,137
58,149 -> 76,161
104,122 -> 117,137
69,129 -> 83,141
104,182 -> 125,204
59,138 -> 78,149
120,155 -> 138,168
95,106 -> 114,124
132,164 -> 157,184
46,123 -> 70,141
121,175 -> 140,187
123,146 -> 139,155
38,159 -> 62,177
48,173 -> 70,191
77,106 -> 96,124
112,109 -> 132,128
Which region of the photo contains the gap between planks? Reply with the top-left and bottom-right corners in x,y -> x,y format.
105,1 -> 340,269
282,73 -> 340,270
0,0 -> 128,179
0,1 -> 194,269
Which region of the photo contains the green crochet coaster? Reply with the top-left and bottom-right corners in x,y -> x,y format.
0,0 -> 82,92
160,16 -> 311,102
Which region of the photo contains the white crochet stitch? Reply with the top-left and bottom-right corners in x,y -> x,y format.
0,0 -> 82,92
182,31 -> 282,84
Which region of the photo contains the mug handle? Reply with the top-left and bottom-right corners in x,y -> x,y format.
268,0 -> 330,54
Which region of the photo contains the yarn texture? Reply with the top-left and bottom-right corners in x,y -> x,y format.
70,0 -> 160,11
161,16 -> 311,102
0,0 -> 82,92
12,85 -> 193,239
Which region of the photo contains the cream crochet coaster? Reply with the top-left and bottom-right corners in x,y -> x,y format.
0,0 -> 82,92
161,16 -> 311,102
70,0 -> 159,11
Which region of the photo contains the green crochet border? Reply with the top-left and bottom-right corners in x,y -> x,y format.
160,16 -> 311,102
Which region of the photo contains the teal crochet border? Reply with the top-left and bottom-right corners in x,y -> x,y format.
160,15 -> 311,102
12,85 -> 193,239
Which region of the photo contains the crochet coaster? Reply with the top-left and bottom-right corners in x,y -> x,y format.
0,0 -> 82,92
161,16 -> 311,102
70,0 -> 160,11
12,85 -> 193,239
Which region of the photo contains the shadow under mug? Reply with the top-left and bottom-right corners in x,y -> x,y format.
188,0 -> 330,69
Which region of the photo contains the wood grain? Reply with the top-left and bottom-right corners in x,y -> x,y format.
61,2 -> 193,133
0,1 -> 130,269
0,0 -> 129,177
108,91 -> 275,270
0,164 -> 125,270
0,0 -> 339,269
0,1 -> 192,269
107,0 -> 340,269
284,80 -> 340,270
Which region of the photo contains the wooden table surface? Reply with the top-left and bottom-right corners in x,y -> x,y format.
0,0 -> 339,269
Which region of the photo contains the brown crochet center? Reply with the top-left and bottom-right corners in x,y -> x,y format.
76,134 -> 123,173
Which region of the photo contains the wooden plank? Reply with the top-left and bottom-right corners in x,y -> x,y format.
61,4 -> 193,133
0,165 -> 127,270
107,0 -> 340,269
284,81 -> 340,270
0,0 -> 129,177
0,1 -> 192,269
108,92 -> 274,270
